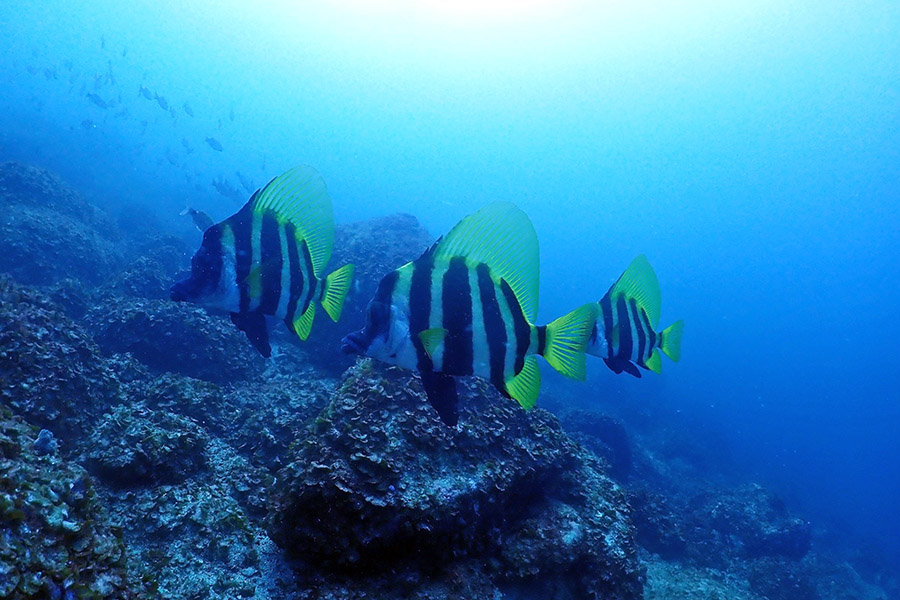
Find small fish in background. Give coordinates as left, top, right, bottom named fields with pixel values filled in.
left=171, top=166, right=355, bottom=357
left=100, top=35, right=106, bottom=50
left=86, top=93, right=108, bottom=109
left=113, top=107, right=128, bottom=119
left=587, top=255, right=683, bottom=377
left=206, top=137, right=223, bottom=152
left=165, top=147, right=179, bottom=167
left=341, top=202, right=596, bottom=426
left=182, top=137, right=194, bottom=154
left=169, top=106, right=177, bottom=120
left=211, top=177, right=243, bottom=204
left=217, top=118, right=222, bottom=130
left=138, top=84, right=153, bottom=100
left=183, top=102, right=194, bottom=117
left=43, top=67, right=57, bottom=80
left=155, top=93, right=168, bottom=111
left=26, top=65, right=37, bottom=75
left=63, top=59, right=73, bottom=71
left=81, top=119, right=96, bottom=130
left=139, top=119, right=148, bottom=135
left=236, top=171, right=254, bottom=194
left=229, top=107, right=235, bottom=122
left=180, top=207, right=214, bottom=232
left=122, top=47, right=128, bottom=58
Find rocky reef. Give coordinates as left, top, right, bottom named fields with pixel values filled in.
left=267, top=361, right=643, bottom=599
left=0, top=161, right=896, bottom=600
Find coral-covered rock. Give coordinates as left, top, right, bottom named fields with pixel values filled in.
left=628, top=489, right=687, bottom=559
left=0, top=406, right=144, bottom=599
left=686, top=484, right=812, bottom=565
left=87, top=404, right=209, bottom=486
left=299, top=214, right=434, bottom=375
left=85, top=297, right=264, bottom=383
left=0, top=162, right=124, bottom=287
left=267, top=360, right=643, bottom=599
left=0, top=277, right=121, bottom=438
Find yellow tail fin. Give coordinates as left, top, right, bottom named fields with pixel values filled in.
left=542, top=303, right=597, bottom=381
left=321, top=264, right=355, bottom=322
left=660, top=320, right=684, bottom=362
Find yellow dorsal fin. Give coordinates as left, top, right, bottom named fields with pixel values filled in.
left=432, top=202, right=539, bottom=322
left=505, top=356, right=541, bottom=410
left=610, top=255, right=661, bottom=329
left=250, top=165, right=334, bottom=277
left=417, top=328, right=448, bottom=359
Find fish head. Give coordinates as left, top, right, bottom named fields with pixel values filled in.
left=170, top=226, right=238, bottom=311
left=341, top=275, right=416, bottom=369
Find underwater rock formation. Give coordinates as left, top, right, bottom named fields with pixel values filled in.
left=87, top=403, right=209, bottom=486
left=85, top=297, right=265, bottom=384
left=0, top=405, right=143, bottom=599
left=0, top=276, right=121, bottom=439
left=0, top=162, right=124, bottom=287
left=686, top=483, right=812, bottom=564
left=267, top=360, right=643, bottom=599
left=560, top=408, right=633, bottom=481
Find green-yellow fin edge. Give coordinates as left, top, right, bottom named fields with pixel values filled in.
left=322, top=264, right=355, bottom=322
left=505, top=356, right=541, bottom=410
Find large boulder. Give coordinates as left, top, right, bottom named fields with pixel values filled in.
left=267, top=360, right=643, bottom=599
left=0, top=162, right=124, bottom=287
left=84, top=298, right=265, bottom=384
left=0, top=277, right=121, bottom=440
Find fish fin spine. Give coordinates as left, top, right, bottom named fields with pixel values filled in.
left=609, top=255, right=662, bottom=329
left=542, top=303, right=596, bottom=381
left=321, top=264, right=354, bottom=322
left=418, top=328, right=448, bottom=359
left=659, top=319, right=684, bottom=362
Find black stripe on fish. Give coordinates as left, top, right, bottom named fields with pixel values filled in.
left=411, top=253, right=435, bottom=371
left=231, top=205, right=253, bottom=313
left=630, top=298, right=646, bottom=366
left=477, top=263, right=507, bottom=394
left=616, top=296, right=633, bottom=362
left=600, top=294, right=615, bottom=359
left=284, top=222, right=303, bottom=325
left=442, top=256, right=473, bottom=376
left=501, top=278, right=530, bottom=375
left=258, top=212, right=282, bottom=314
left=300, top=240, right=317, bottom=314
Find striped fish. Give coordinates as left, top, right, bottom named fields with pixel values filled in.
left=171, top=165, right=354, bottom=357
left=588, top=255, right=683, bottom=377
left=341, top=202, right=596, bottom=426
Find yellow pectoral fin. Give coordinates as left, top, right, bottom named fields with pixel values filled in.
left=418, top=328, right=448, bottom=359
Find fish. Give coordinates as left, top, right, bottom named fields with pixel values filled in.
left=182, top=137, right=194, bottom=154
left=587, top=255, right=683, bottom=377
left=183, top=102, right=194, bottom=117
left=171, top=166, right=355, bottom=357
left=81, top=119, right=96, bottom=130
left=206, top=137, right=223, bottom=152
left=180, top=207, right=214, bottom=232
left=211, top=177, right=243, bottom=204
left=341, top=202, right=596, bottom=426
left=155, top=93, right=169, bottom=111
left=86, top=93, right=108, bottom=109
left=138, top=85, right=153, bottom=100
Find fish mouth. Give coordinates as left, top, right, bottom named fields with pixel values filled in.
left=341, top=332, right=366, bottom=355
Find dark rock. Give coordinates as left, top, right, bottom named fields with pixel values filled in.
left=0, top=277, right=121, bottom=437
left=109, top=243, right=189, bottom=300
left=627, top=489, right=687, bottom=559
left=299, top=214, right=434, bottom=375
left=561, top=409, right=632, bottom=481
left=267, top=360, right=643, bottom=599
left=745, top=556, right=817, bottom=600
left=86, top=404, right=208, bottom=486
left=85, top=297, right=265, bottom=383
left=0, top=405, right=145, bottom=598
left=0, top=162, right=124, bottom=287
left=686, top=483, right=812, bottom=565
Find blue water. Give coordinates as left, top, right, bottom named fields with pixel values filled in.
left=2, top=0, right=898, bottom=563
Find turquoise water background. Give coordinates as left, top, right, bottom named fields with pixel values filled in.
left=1, top=0, right=898, bottom=561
